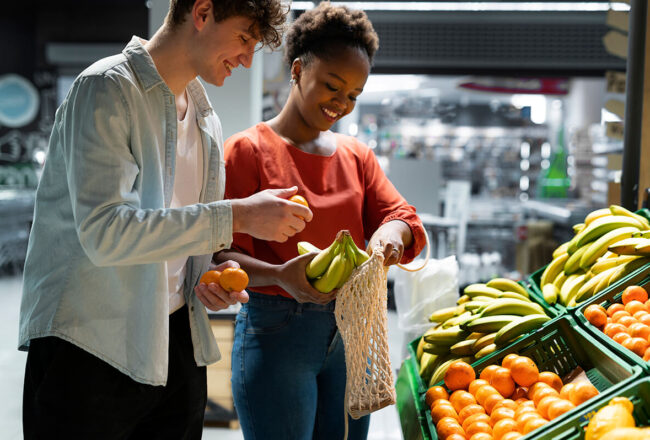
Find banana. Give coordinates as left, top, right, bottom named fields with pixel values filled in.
left=553, top=242, right=570, bottom=258
left=595, top=266, right=620, bottom=293
left=609, top=204, right=650, bottom=229
left=540, top=253, right=570, bottom=286
left=584, top=208, right=613, bottom=226
left=497, top=291, right=531, bottom=302
left=472, top=333, right=497, bottom=352
left=467, top=332, right=486, bottom=340
left=312, top=253, right=346, bottom=293
left=463, top=284, right=502, bottom=298
left=416, top=336, right=426, bottom=362
left=297, top=241, right=320, bottom=255
left=609, top=237, right=650, bottom=256
left=606, top=257, right=650, bottom=289
left=346, top=236, right=370, bottom=266
left=591, top=255, right=640, bottom=274
left=574, top=216, right=643, bottom=249
left=552, top=270, right=568, bottom=289
left=450, top=339, right=479, bottom=356
left=423, top=342, right=451, bottom=355
left=635, top=239, right=650, bottom=255
left=494, top=314, right=551, bottom=346
left=418, top=352, right=438, bottom=383
left=334, top=245, right=355, bottom=289
left=479, top=298, right=545, bottom=317
left=633, top=230, right=650, bottom=239
left=423, top=325, right=469, bottom=346
left=457, top=294, right=471, bottom=305
left=573, top=223, right=586, bottom=234
left=564, top=245, right=590, bottom=275
left=579, top=226, right=639, bottom=269
left=464, top=301, right=490, bottom=313
left=429, top=306, right=463, bottom=323
left=442, top=311, right=473, bottom=329
left=474, top=343, right=497, bottom=359
left=559, top=273, right=585, bottom=306
left=566, top=234, right=582, bottom=255
left=486, top=278, right=530, bottom=298
left=462, top=315, right=519, bottom=333
left=306, top=240, right=340, bottom=279
left=574, top=268, right=616, bottom=304
left=542, top=283, right=558, bottom=304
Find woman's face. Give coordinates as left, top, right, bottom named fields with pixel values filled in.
left=292, top=46, right=371, bottom=132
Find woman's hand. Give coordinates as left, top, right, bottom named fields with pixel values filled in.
left=194, top=260, right=249, bottom=311
left=277, top=252, right=337, bottom=305
left=367, top=220, right=413, bottom=266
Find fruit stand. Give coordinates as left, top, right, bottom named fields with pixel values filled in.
left=397, top=207, right=650, bottom=440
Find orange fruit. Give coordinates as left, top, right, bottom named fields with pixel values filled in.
left=475, top=385, right=500, bottom=406
left=559, top=383, right=575, bottom=400
left=629, top=323, right=650, bottom=340
left=469, top=379, right=490, bottom=396
left=644, top=346, right=650, bottom=362
left=536, top=395, right=561, bottom=419
left=510, top=356, right=538, bottom=387
left=569, top=382, right=598, bottom=406
left=613, top=332, right=631, bottom=344
left=490, top=406, right=516, bottom=425
left=468, top=433, right=492, bottom=440
left=547, top=399, right=575, bottom=419
left=641, top=314, right=650, bottom=327
left=622, top=285, right=649, bottom=305
left=612, top=310, right=632, bottom=322
left=501, top=433, right=523, bottom=440
left=462, top=412, right=490, bottom=432
left=523, top=416, right=547, bottom=434
left=446, top=434, right=467, bottom=440
left=457, top=403, right=485, bottom=424
left=450, top=390, right=477, bottom=413
left=617, top=316, right=637, bottom=328
left=288, top=194, right=309, bottom=220
left=199, top=270, right=221, bottom=285
left=465, top=420, right=492, bottom=438
left=623, top=336, right=650, bottom=357
left=501, top=353, right=520, bottom=369
left=492, top=399, right=518, bottom=412
left=480, top=365, right=502, bottom=383
left=516, top=411, right=541, bottom=431
left=511, top=387, right=528, bottom=401
left=625, top=300, right=648, bottom=315
left=607, top=303, right=625, bottom=317
left=533, top=387, right=559, bottom=406
left=633, top=310, right=649, bottom=320
left=584, top=305, right=608, bottom=328
left=489, top=367, right=515, bottom=398
left=603, top=323, right=628, bottom=338
left=492, top=418, right=517, bottom=440
left=537, top=372, right=563, bottom=393
left=431, top=403, right=458, bottom=424
left=436, top=417, right=465, bottom=439
left=425, top=386, right=449, bottom=408
left=433, top=399, right=452, bottom=409
left=445, top=361, right=477, bottom=391
left=219, top=267, right=249, bottom=292
left=528, top=382, right=550, bottom=401
left=483, top=392, right=504, bottom=414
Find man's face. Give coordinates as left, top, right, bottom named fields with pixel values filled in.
left=192, top=14, right=260, bottom=87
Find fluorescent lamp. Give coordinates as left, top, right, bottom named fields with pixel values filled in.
left=293, top=2, right=630, bottom=12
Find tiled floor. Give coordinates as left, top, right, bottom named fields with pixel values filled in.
left=0, top=274, right=405, bottom=439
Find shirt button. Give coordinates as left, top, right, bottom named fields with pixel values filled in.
left=190, top=306, right=194, bottom=312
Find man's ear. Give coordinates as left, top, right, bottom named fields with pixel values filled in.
left=192, top=0, right=212, bottom=30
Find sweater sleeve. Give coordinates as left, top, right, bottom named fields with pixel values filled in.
left=224, top=133, right=260, bottom=255
left=360, top=143, right=427, bottom=263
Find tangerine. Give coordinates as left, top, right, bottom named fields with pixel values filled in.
left=625, top=300, right=648, bottom=316
left=458, top=404, right=486, bottom=425
left=425, top=386, right=449, bottom=408
left=501, top=433, right=523, bottom=440
left=462, top=412, right=490, bottom=432
left=465, top=420, right=492, bottom=438
left=219, top=267, right=249, bottom=292
left=616, top=315, right=637, bottom=328
left=492, top=399, right=518, bottom=412
left=522, top=416, right=547, bottom=434
left=559, top=383, right=575, bottom=400
left=532, top=387, right=559, bottom=406
left=288, top=194, right=309, bottom=220
left=469, top=379, right=490, bottom=396
left=450, top=390, right=477, bottom=413
left=479, top=365, right=501, bottom=383
left=468, top=433, right=492, bottom=440
left=568, top=382, right=598, bottom=406
left=536, top=395, right=561, bottom=419
left=199, top=270, right=221, bottom=285
left=516, top=411, right=541, bottom=431
left=607, top=303, right=625, bottom=317
left=490, top=407, right=516, bottom=425
left=490, top=367, right=515, bottom=398
left=612, top=310, right=632, bottom=322
left=446, top=434, right=467, bottom=440
left=623, top=336, right=650, bottom=357
left=483, top=392, right=504, bottom=414
left=537, top=371, right=563, bottom=393
left=431, top=403, right=459, bottom=424
left=644, top=346, right=650, bottom=362
left=584, top=305, right=607, bottom=328
left=603, top=322, right=628, bottom=338
left=510, top=356, right=539, bottom=387
left=641, top=314, right=650, bottom=327
left=475, top=385, right=500, bottom=406
left=622, top=285, right=648, bottom=305
left=612, top=332, right=631, bottom=344
left=633, top=310, right=649, bottom=321
left=511, top=387, right=528, bottom=401
left=436, top=417, right=465, bottom=439
left=501, top=353, right=520, bottom=369
left=629, top=323, right=650, bottom=340
left=445, top=361, right=477, bottom=391
left=547, top=399, right=575, bottom=420
left=492, top=418, right=517, bottom=440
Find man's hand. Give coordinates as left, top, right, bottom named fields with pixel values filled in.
left=195, top=260, right=249, bottom=311
left=367, top=220, right=413, bottom=266
left=277, top=252, right=337, bottom=305
left=231, top=186, right=313, bottom=242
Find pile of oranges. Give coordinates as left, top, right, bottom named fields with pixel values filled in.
left=584, top=285, right=650, bottom=360
left=425, top=355, right=599, bottom=440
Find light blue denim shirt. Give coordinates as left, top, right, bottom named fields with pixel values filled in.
left=19, top=36, right=233, bottom=386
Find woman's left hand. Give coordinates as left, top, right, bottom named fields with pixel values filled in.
left=367, top=220, right=412, bottom=266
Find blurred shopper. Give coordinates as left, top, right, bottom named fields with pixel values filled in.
left=18, top=1, right=312, bottom=439
left=216, top=3, right=427, bottom=439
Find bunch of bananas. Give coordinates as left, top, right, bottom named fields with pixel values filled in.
left=416, top=279, right=551, bottom=387
left=298, top=230, right=370, bottom=293
left=540, top=205, right=650, bottom=307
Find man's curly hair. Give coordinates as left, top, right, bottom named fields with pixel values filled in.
left=167, top=0, right=289, bottom=49
left=284, top=2, right=379, bottom=67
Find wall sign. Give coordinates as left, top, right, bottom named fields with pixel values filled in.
left=0, top=74, right=40, bottom=128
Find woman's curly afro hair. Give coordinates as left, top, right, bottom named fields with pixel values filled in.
left=284, top=2, right=379, bottom=67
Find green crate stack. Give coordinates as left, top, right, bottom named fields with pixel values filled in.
left=396, top=357, right=433, bottom=440
left=574, top=275, right=650, bottom=374
left=421, top=316, right=642, bottom=440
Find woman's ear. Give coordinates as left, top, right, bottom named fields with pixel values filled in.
left=290, top=58, right=302, bottom=83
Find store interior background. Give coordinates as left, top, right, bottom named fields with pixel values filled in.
left=0, top=0, right=632, bottom=438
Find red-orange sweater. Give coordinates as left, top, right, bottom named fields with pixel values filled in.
left=224, top=122, right=426, bottom=298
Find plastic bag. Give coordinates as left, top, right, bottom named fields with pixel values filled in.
left=392, top=255, right=459, bottom=336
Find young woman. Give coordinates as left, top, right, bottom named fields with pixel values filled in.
left=217, top=3, right=427, bottom=439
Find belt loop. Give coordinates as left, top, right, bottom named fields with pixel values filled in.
left=295, top=303, right=303, bottom=315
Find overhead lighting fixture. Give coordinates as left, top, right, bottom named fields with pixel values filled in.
left=291, top=2, right=630, bottom=12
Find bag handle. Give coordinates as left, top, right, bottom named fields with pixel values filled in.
left=396, top=229, right=430, bottom=272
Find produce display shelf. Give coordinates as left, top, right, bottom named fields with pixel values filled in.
left=414, top=315, right=642, bottom=440
left=574, top=275, right=650, bottom=374
left=396, top=357, right=433, bottom=440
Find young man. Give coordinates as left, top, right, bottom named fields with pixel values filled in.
left=19, top=1, right=309, bottom=438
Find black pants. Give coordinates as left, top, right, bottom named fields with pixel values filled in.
left=23, top=306, right=207, bottom=440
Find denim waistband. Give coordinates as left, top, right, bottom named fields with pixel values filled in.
left=247, top=291, right=336, bottom=313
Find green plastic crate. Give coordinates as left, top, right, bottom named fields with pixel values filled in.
left=527, top=208, right=650, bottom=315
left=417, top=315, right=642, bottom=440
left=533, top=376, right=650, bottom=440
left=574, top=275, right=650, bottom=374
left=396, top=356, right=433, bottom=440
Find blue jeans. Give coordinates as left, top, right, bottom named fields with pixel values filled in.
left=231, top=292, right=370, bottom=440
